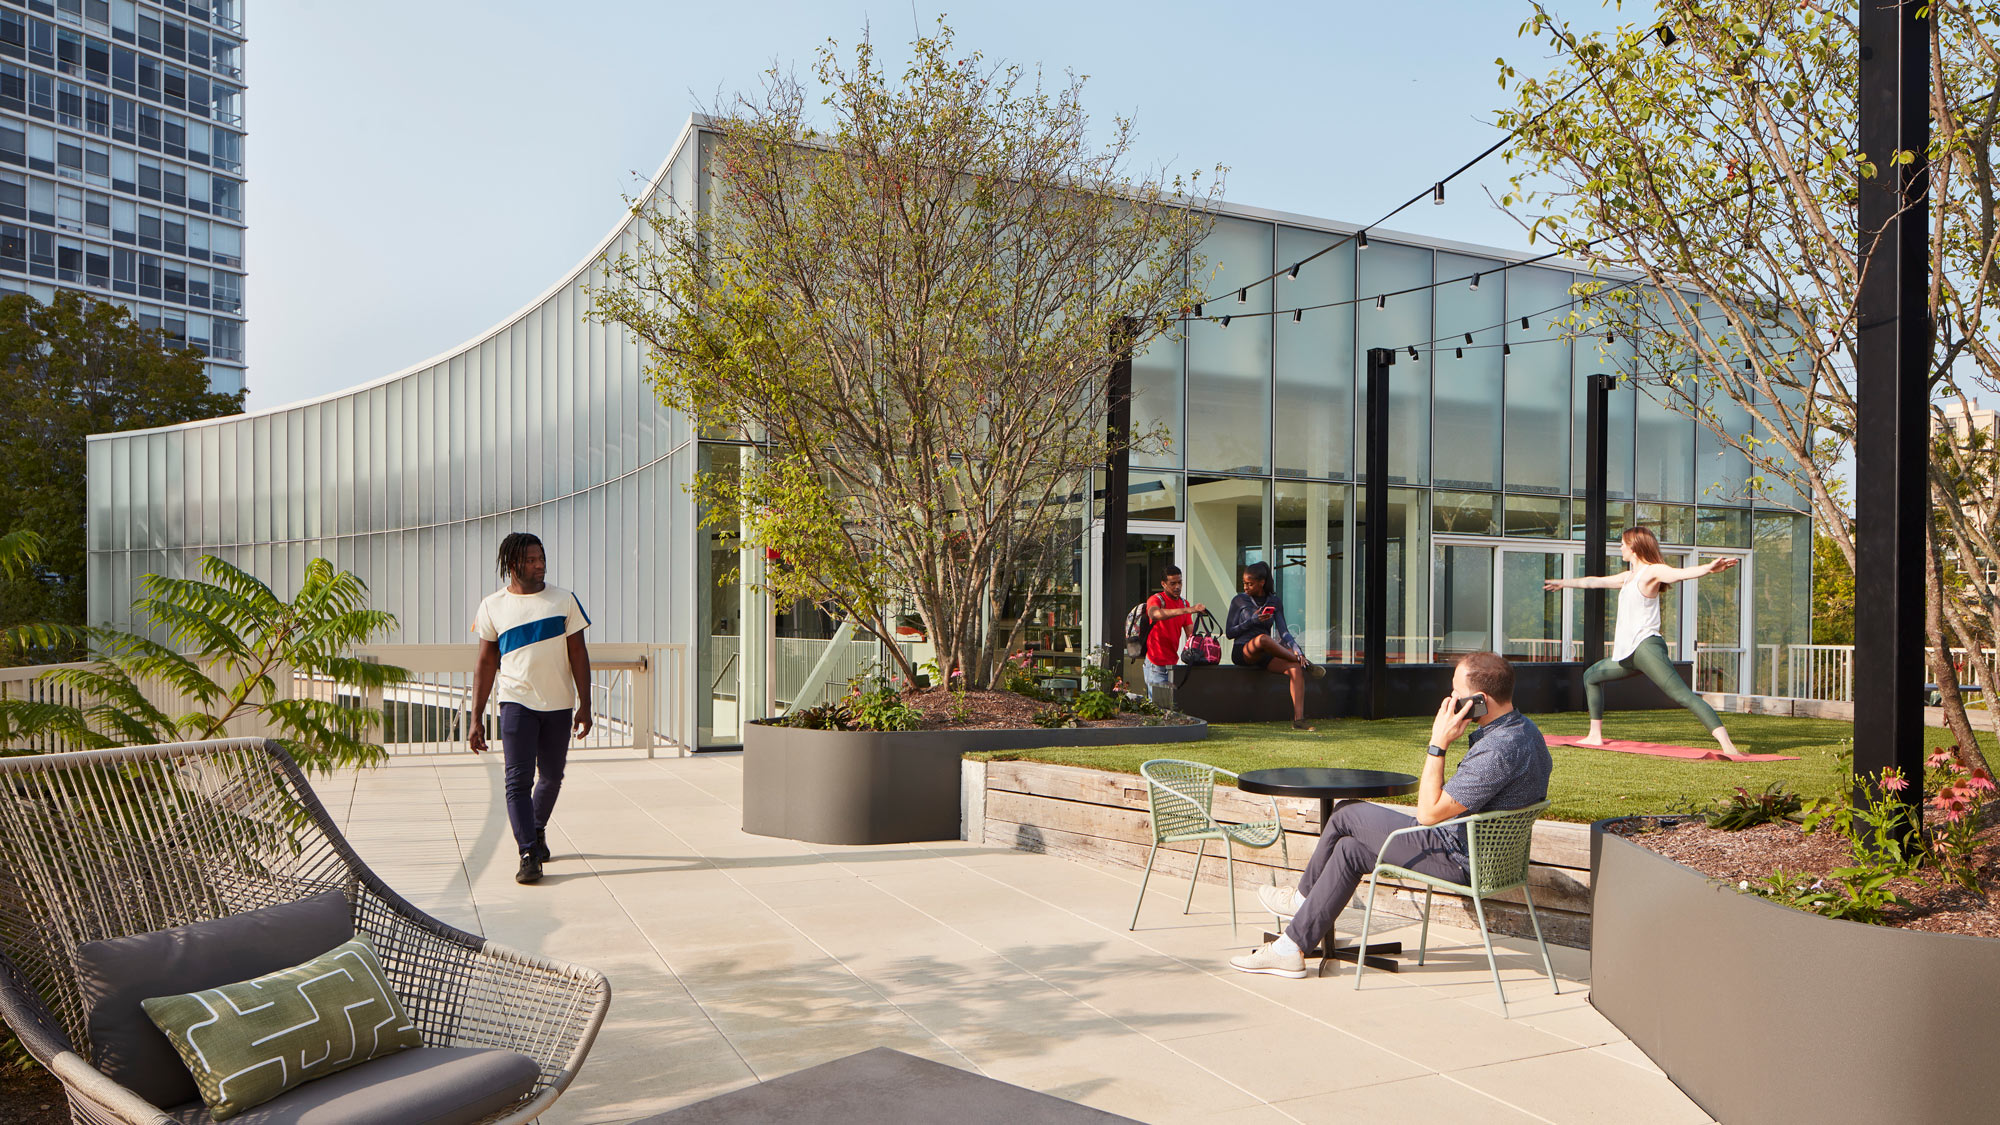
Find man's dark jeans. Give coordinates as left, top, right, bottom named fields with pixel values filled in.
left=499, top=702, right=571, bottom=852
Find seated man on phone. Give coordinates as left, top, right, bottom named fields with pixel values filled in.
left=1230, top=651, right=1552, bottom=978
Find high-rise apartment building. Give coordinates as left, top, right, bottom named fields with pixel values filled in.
left=0, top=0, right=245, bottom=395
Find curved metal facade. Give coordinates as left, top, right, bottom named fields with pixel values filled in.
left=85, top=123, right=703, bottom=690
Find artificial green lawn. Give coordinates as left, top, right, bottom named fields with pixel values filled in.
left=970, top=710, right=1998, bottom=824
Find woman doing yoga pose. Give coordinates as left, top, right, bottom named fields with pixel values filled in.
left=1543, top=526, right=1744, bottom=755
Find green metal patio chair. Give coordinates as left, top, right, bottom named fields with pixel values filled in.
left=1128, top=759, right=1291, bottom=935
left=1352, top=800, right=1558, bottom=1017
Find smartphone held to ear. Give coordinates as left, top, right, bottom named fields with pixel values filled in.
left=1465, top=692, right=1488, bottom=719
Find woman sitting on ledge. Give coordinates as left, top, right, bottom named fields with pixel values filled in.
left=1226, top=561, right=1326, bottom=732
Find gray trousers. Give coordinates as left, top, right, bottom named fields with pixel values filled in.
left=1283, top=802, right=1468, bottom=952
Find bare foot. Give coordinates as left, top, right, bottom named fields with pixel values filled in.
left=1291, top=720, right=1316, bottom=732
left=1574, top=738, right=1607, bottom=748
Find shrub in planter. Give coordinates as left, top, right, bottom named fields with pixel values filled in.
left=1031, top=704, right=1078, bottom=729
left=1072, top=690, right=1119, bottom=721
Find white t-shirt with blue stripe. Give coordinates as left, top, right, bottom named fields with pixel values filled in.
left=472, top=585, right=590, bottom=712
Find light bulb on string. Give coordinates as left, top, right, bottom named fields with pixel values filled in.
left=1357, top=230, right=1369, bottom=249
left=1237, top=288, right=1247, bottom=304
left=1464, top=332, right=1473, bottom=345
left=1432, top=182, right=1445, bottom=205
left=1455, top=347, right=1463, bottom=359
left=1292, top=308, right=1302, bottom=323
left=1220, top=316, right=1232, bottom=328
left=1287, top=262, right=1300, bottom=280
left=1469, top=273, right=1481, bottom=291
left=1376, top=294, right=1386, bottom=311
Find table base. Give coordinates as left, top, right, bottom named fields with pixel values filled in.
left=1264, top=930, right=1403, bottom=975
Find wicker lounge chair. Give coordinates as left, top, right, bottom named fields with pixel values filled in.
left=0, top=738, right=610, bottom=1124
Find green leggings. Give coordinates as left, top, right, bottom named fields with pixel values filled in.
left=1584, top=634, right=1722, bottom=729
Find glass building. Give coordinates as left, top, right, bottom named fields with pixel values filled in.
left=85, top=119, right=1811, bottom=750
left=0, top=0, right=247, bottom=395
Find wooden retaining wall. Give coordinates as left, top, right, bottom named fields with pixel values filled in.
left=963, top=759, right=1595, bottom=947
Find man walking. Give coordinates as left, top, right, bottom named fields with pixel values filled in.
left=1143, top=566, right=1203, bottom=706
left=470, top=532, right=593, bottom=885
left=1230, top=651, right=1551, bottom=978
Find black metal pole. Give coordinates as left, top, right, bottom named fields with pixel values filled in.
left=1364, top=347, right=1393, bottom=720
left=1102, top=317, right=1135, bottom=658
left=1582, top=373, right=1614, bottom=665
left=1854, top=0, right=1930, bottom=815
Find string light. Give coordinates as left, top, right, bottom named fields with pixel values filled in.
left=1464, top=332, right=1474, bottom=345
left=1376, top=294, right=1386, bottom=310
left=1288, top=262, right=1301, bottom=280
left=1407, top=346, right=1420, bottom=361
left=1469, top=272, right=1481, bottom=290
left=1292, top=308, right=1302, bottom=322
left=1657, top=24, right=1677, bottom=46
left=1503, top=343, right=1512, bottom=356
left=1220, top=315, right=1232, bottom=328
left=1237, top=288, right=1247, bottom=304
left=1193, top=303, right=1203, bottom=318
left=1187, top=24, right=1682, bottom=310
left=1521, top=317, right=1530, bottom=329
left=1455, top=347, right=1464, bottom=359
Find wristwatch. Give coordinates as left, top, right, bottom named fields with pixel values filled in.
left=1426, top=743, right=1447, bottom=758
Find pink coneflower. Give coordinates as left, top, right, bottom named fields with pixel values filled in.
left=1928, top=749, right=1954, bottom=769
left=1882, top=773, right=1909, bottom=792
left=1970, top=769, right=1996, bottom=793
left=1943, top=805, right=1968, bottom=824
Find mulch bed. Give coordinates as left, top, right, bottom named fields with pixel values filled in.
left=899, top=688, right=1172, bottom=731
left=1612, top=811, right=2000, bottom=938
left=0, top=1064, right=65, bottom=1125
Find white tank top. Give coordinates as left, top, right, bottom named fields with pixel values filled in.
left=1612, top=569, right=1662, bottom=661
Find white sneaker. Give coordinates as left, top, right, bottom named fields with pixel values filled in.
left=1258, top=884, right=1305, bottom=918
left=1229, top=941, right=1307, bottom=978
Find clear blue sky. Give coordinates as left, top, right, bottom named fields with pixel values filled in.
left=248, top=0, right=1653, bottom=409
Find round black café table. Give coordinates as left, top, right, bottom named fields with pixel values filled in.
left=1235, top=767, right=1420, bottom=975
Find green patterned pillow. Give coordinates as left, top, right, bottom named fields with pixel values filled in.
left=140, top=935, right=423, bottom=1120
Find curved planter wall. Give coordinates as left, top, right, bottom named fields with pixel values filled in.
left=742, top=720, right=1206, bottom=845
left=1590, top=817, right=2000, bottom=1124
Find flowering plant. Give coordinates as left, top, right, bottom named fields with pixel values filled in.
left=1925, top=746, right=1994, bottom=890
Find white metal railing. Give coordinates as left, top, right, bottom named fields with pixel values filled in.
left=1, top=643, right=691, bottom=759
left=353, top=643, right=689, bottom=758
left=1695, top=646, right=1745, bottom=695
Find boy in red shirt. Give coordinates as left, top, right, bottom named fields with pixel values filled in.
left=1143, top=566, right=1205, bottom=703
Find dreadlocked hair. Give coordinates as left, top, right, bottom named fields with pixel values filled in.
left=496, top=532, right=543, bottom=580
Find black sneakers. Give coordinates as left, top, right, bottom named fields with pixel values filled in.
left=516, top=849, right=543, bottom=885
left=528, top=829, right=551, bottom=865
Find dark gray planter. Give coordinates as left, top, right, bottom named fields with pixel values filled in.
left=741, top=719, right=1207, bottom=845
left=1590, top=816, right=2000, bottom=1124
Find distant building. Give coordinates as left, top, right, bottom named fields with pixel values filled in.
left=0, top=0, right=247, bottom=395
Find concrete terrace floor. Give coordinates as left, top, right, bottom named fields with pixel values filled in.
left=319, top=752, right=1711, bottom=1125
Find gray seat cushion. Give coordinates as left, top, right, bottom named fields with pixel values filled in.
left=163, top=1047, right=542, bottom=1125
left=74, top=891, right=355, bottom=1110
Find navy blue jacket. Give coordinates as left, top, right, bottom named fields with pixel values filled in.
left=1226, top=591, right=1294, bottom=650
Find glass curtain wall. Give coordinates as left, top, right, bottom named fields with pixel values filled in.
left=1186, top=217, right=1272, bottom=475
left=1273, top=481, right=1348, bottom=662
left=1274, top=227, right=1355, bottom=480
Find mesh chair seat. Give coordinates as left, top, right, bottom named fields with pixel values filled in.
left=0, top=738, right=610, bottom=1125
left=1353, top=800, right=1558, bottom=1016
left=1129, top=759, right=1291, bottom=934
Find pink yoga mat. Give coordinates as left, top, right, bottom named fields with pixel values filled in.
left=1543, top=734, right=1798, bottom=763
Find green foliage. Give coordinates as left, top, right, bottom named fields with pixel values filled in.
left=0, top=291, right=242, bottom=664
left=1673, top=781, right=1803, bottom=830
left=1119, top=691, right=1162, bottom=716
left=1923, top=745, right=1994, bottom=890
left=1000, top=653, right=1055, bottom=702
left=588, top=19, right=1219, bottom=688
left=1072, top=690, right=1119, bottom=721
left=0, top=556, right=406, bottom=772
left=1811, top=528, right=1854, bottom=645
left=780, top=701, right=854, bottom=731
left=1031, top=704, right=1079, bottom=729
left=842, top=672, right=924, bottom=732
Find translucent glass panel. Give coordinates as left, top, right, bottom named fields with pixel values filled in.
left=1634, top=378, right=1695, bottom=502
left=1432, top=544, right=1493, bottom=657
left=1432, top=252, right=1503, bottom=489
left=1357, top=242, right=1432, bottom=485
left=1274, top=480, right=1348, bottom=662
left=1504, top=495, right=1568, bottom=538
left=1697, top=383, right=1755, bottom=504
left=1185, top=475, right=1269, bottom=633
left=1752, top=513, right=1813, bottom=693
left=1186, top=217, right=1272, bottom=474
left=1697, top=557, right=1743, bottom=650
left=1500, top=550, right=1566, bottom=661
left=1504, top=267, right=1573, bottom=494
left=1569, top=500, right=1633, bottom=541
left=1273, top=226, right=1355, bottom=479
left=1434, top=491, right=1499, bottom=536
left=1635, top=503, right=1694, bottom=545
left=1094, top=469, right=1183, bottom=521
left=1354, top=487, right=1429, bottom=662
left=1131, top=329, right=1184, bottom=469
left=1697, top=506, right=1750, bottom=548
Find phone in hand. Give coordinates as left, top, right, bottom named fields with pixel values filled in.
left=1465, top=692, right=1488, bottom=720
left=1257, top=605, right=1276, bottom=618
